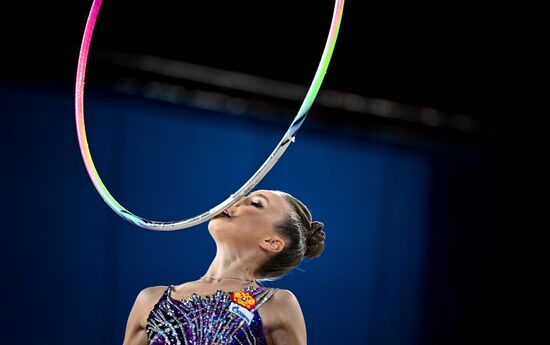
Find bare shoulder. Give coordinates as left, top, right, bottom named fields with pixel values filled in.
left=140, top=285, right=168, bottom=302
left=269, top=288, right=300, bottom=309
left=134, top=286, right=169, bottom=328
left=267, top=288, right=307, bottom=345
left=122, top=285, right=169, bottom=345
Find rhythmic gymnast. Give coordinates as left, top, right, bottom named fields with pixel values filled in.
left=122, top=189, right=325, bottom=344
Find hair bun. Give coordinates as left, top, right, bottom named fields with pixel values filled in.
left=308, top=221, right=325, bottom=238
left=305, top=221, right=325, bottom=259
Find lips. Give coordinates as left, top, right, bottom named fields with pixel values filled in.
left=215, top=210, right=230, bottom=218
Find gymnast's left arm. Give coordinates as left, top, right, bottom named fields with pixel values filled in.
left=270, top=289, right=307, bottom=345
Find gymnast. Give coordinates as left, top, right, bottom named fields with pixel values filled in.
left=122, top=189, right=326, bottom=345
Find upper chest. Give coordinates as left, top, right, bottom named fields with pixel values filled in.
left=145, top=285, right=280, bottom=343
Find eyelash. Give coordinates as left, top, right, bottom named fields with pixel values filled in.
left=251, top=201, right=263, bottom=208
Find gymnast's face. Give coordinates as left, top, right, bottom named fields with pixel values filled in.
left=208, top=189, right=289, bottom=252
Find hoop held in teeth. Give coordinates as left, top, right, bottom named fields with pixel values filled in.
left=74, top=0, right=345, bottom=231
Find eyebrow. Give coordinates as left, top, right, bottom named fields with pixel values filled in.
left=251, top=193, right=270, bottom=205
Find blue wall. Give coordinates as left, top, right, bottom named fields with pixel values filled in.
left=1, top=84, right=485, bottom=345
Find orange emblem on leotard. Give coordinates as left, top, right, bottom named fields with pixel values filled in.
left=230, top=290, right=257, bottom=310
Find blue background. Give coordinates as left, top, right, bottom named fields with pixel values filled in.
left=1, top=83, right=491, bottom=344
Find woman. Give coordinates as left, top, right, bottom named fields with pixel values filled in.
left=122, top=189, right=326, bottom=345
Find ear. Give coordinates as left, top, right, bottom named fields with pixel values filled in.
left=260, top=236, right=285, bottom=254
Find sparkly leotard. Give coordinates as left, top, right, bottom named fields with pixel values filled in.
left=146, top=284, right=278, bottom=345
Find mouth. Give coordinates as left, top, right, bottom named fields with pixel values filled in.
left=216, top=210, right=231, bottom=218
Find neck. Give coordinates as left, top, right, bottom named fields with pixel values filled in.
left=203, top=248, right=258, bottom=284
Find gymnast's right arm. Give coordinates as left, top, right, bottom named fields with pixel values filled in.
left=122, top=287, right=164, bottom=345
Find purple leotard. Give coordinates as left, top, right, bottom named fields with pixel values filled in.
left=147, top=284, right=278, bottom=344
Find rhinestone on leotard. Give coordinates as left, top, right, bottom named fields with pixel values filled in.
left=146, top=285, right=277, bottom=345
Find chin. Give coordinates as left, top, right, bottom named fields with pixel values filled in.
left=207, top=224, right=235, bottom=246
left=208, top=219, right=229, bottom=234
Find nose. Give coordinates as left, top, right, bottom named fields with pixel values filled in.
left=227, top=197, right=246, bottom=215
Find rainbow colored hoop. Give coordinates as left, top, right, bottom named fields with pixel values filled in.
left=75, top=0, right=345, bottom=231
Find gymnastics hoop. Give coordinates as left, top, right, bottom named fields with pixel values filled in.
left=75, top=0, right=345, bottom=231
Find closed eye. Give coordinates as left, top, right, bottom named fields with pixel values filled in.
left=251, top=201, right=263, bottom=208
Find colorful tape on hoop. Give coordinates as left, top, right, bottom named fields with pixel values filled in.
left=75, top=0, right=345, bottom=231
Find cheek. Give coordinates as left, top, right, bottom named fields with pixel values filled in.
left=251, top=217, right=276, bottom=235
